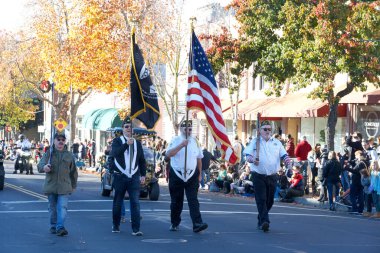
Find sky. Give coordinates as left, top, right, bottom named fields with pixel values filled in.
left=0, top=0, right=28, bottom=31
left=0, top=0, right=231, bottom=31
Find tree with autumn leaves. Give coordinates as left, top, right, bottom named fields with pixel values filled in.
left=0, top=0, right=174, bottom=142
left=0, top=32, right=39, bottom=130
left=208, top=0, right=379, bottom=150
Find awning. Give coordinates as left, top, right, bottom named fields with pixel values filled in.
left=339, top=85, right=380, bottom=104
left=82, top=109, right=103, bottom=129
left=243, top=93, right=347, bottom=119
left=82, top=108, right=122, bottom=131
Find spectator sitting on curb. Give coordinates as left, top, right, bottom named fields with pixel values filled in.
left=230, top=165, right=252, bottom=195
left=279, top=166, right=304, bottom=203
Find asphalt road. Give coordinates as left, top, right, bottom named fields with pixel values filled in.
left=0, top=161, right=379, bottom=253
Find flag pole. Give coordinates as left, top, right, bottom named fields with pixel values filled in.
left=255, top=112, right=261, bottom=164
left=48, top=82, right=55, bottom=165
left=184, top=17, right=197, bottom=180
left=129, top=22, right=137, bottom=174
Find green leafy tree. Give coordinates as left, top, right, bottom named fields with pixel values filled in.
left=230, top=0, right=380, bottom=150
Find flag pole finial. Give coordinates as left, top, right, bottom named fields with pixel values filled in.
left=190, top=17, right=197, bottom=31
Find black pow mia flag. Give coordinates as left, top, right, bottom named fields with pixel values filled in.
left=130, top=33, right=160, bottom=129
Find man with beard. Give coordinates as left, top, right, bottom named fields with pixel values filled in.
left=165, top=119, right=208, bottom=233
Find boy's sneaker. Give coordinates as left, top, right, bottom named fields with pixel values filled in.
left=49, top=227, right=56, bottom=234
left=112, top=225, right=120, bottom=233
left=131, top=231, right=143, bottom=236
left=56, top=228, right=68, bottom=236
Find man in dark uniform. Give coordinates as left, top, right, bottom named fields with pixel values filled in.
left=165, top=119, right=208, bottom=233
left=200, top=147, right=216, bottom=189
left=111, top=117, right=146, bottom=236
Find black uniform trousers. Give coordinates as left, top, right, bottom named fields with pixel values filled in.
left=169, top=167, right=202, bottom=227
left=252, top=172, right=277, bottom=227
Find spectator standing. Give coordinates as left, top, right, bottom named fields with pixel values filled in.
left=37, top=133, right=78, bottom=236
left=370, top=161, right=380, bottom=218
left=322, top=151, right=342, bottom=211
left=71, top=140, right=80, bottom=161
left=90, top=139, right=96, bottom=167
left=308, top=143, right=321, bottom=195
left=345, top=132, right=364, bottom=164
left=233, top=135, right=242, bottom=172
left=339, top=149, right=351, bottom=192
left=200, top=147, right=216, bottom=189
left=345, top=150, right=368, bottom=215
left=362, top=139, right=378, bottom=163
left=361, top=167, right=372, bottom=217
left=317, top=146, right=329, bottom=202
left=286, top=134, right=295, bottom=157
left=295, top=136, right=312, bottom=193
left=79, top=142, right=86, bottom=161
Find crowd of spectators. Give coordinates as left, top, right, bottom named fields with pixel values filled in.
left=197, top=132, right=380, bottom=218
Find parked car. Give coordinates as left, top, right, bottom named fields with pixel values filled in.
left=100, top=127, right=160, bottom=201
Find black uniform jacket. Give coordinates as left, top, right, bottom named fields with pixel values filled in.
left=111, top=136, right=146, bottom=177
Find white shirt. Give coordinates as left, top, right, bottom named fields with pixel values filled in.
left=167, top=135, right=203, bottom=182
left=15, top=139, right=32, bottom=155
left=243, top=137, right=287, bottom=175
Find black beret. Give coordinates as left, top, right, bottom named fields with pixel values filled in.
left=123, top=116, right=132, bottom=125
left=260, top=120, right=271, bottom=127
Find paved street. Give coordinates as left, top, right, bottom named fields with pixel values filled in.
left=0, top=161, right=379, bottom=253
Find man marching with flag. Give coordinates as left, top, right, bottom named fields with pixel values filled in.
left=166, top=23, right=238, bottom=233
left=110, top=27, right=159, bottom=236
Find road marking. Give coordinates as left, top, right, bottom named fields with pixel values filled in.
left=4, top=183, right=47, bottom=201
left=141, top=239, right=187, bottom=244
left=0, top=209, right=364, bottom=220
left=0, top=199, right=334, bottom=213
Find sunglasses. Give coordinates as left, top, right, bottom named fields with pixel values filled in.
left=56, top=138, right=66, bottom=142
left=123, top=125, right=131, bottom=129
left=261, top=128, right=272, bottom=132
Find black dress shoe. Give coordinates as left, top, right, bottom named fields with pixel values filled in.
left=260, top=222, right=270, bottom=232
left=193, top=223, right=208, bottom=233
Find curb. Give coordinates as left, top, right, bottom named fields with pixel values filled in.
left=293, top=196, right=351, bottom=212
left=79, top=167, right=99, bottom=175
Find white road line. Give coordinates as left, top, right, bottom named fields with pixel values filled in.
left=0, top=199, right=328, bottom=212
left=0, top=209, right=362, bottom=220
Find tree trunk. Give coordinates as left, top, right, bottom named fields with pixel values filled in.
left=326, top=92, right=338, bottom=151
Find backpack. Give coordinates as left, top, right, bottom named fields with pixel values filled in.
left=209, top=181, right=220, bottom=192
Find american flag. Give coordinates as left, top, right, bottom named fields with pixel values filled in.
left=186, top=31, right=237, bottom=165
